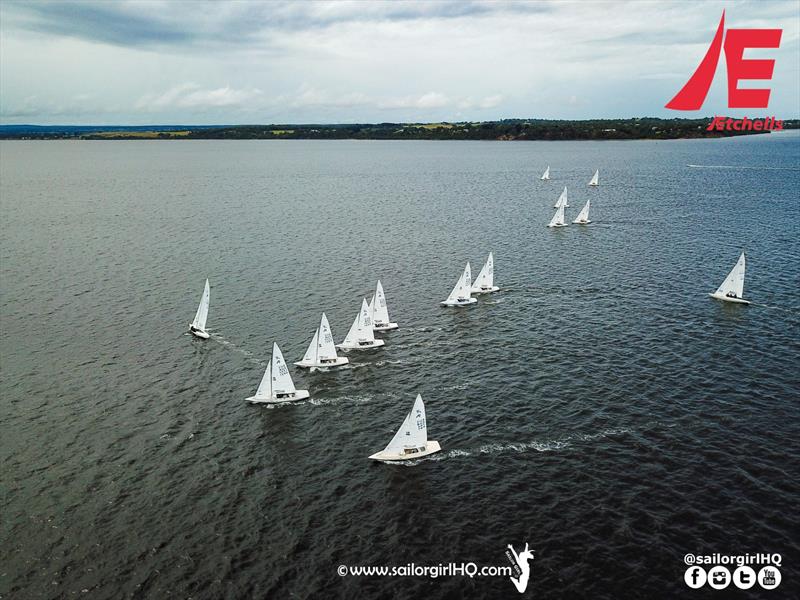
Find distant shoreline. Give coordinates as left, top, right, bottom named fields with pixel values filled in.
left=1, top=118, right=796, bottom=141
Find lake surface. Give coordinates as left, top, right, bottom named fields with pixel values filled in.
left=1, top=135, right=799, bottom=599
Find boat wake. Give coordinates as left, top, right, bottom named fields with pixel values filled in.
left=750, top=302, right=800, bottom=316
left=257, top=394, right=374, bottom=409
left=399, top=427, right=636, bottom=464
left=373, top=359, right=405, bottom=367
left=208, top=332, right=266, bottom=366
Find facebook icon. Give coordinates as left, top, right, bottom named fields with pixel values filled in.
left=685, top=566, right=707, bottom=589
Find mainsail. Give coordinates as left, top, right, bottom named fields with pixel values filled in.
left=192, top=279, right=210, bottom=330
left=573, top=199, right=591, bottom=223
left=445, top=263, right=472, bottom=302
left=548, top=203, right=566, bottom=227
left=714, top=252, right=746, bottom=298
left=382, top=394, right=427, bottom=453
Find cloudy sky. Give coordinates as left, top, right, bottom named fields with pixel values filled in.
left=1, top=0, right=797, bottom=124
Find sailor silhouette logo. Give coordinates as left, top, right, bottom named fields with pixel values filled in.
left=505, top=543, right=534, bottom=593
left=666, top=10, right=782, bottom=111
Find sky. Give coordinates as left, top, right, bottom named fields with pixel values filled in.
left=0, top=0, right=798, bottom=125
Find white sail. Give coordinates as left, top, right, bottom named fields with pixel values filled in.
left=553, top=186, right=569, bottom=208
left=317, top=313, right=338, bottom=360
left=301, top=328, right=319, bottom=364
left=372, top=280, right=391, bottom=325
left=270, top=343, right=296, bottom=394
left=547, top=203, right=566, bottom=227
left=446, top=263, right=472, bottom=302
left=589, top=169, right=599, bottom=186
left=191, top=279, right=210, bottom=330
left=573, top=199, right=591, bottom=223
left=383, top=394, right=427, bottom=453
left=342, top=298, right=375, bottom=346
left=714, top=252, right=746, bottom=299
left=252, top=361, right=272, bottom=400
left=472, top=252, right=494, bottom=290
left=540, top=166, right=550, bottom=180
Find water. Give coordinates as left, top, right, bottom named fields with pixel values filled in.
left=1, top=135, right=799, bottom=599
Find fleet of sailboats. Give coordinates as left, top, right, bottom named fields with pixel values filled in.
left=185, top=162, right=755, bottom=460
left=441, top=262, right=477, bottom=306
left=709, top=252, right=750, bottom=305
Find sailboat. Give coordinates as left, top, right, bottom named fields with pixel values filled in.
left=588, top=169, right=599, bottom=187
left=540, top=166, right=550, bottom=180
left=337, top=298, right=386, bottom=350
left=246, top=342, right=309, bottom=403
left=369, top=280, right=398, bottom=331
left=553, top=186, right=569, bottom=208
left=441, top=262, right=477, bottom=306
left=189, top=278, right=210, bottom=339
left=294, top=313, right=350, bottom=368
left=368, top=394, right=441, bottom=461
left=547, top=203, right=568, bottom=228
left=471, top=252, right=499, bottom=294
left=709, top=252, right=750, bottom=305
left=573, top=199, right=591, bottom=224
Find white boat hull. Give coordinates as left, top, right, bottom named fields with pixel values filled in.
left=369, top=441, right=442, bottom=461
left=573, top=219, right=591, bottom=225
left=294, top=356, right=350, bottom=368
left=246, top=389, right=310, bottom=404
left=336, top=339, right=386, bottom=350
left=440, top=298, right=477, bottom=307
left=547, top=223, right=568, bottom=228
left=471, top=286, right=500, bottom=294
left=373, top=322, right=399, bottom=332
left=708, top=293, right=750, bottom=305
left=189, top=327, right=210, bottom=339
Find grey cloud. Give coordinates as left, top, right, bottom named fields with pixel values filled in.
left=1, top=0, right=552, bottom=49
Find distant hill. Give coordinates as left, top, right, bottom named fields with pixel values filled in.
left=1, top=118, right=795, bottom=140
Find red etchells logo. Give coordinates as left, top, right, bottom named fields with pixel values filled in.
left=666, top=10, right=782, bottom=110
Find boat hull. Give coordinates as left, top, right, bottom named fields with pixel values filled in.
left=471, top=286, right=500, bottom=294
left=336, top=339, right=386, bottom=350
left=189, top=327, right=210, bottom=339
left=294, top=356, right=350, bottom=368
left=547, top=223, right=568, bottom=228
left=708, top=293, right=750, bottom=305
left=246, top=389, right=310, bottom=404
left=373, top=322, right=399, bottom=332
left=440, top=298, right=477, bottom=307
left=369, top=441, right=442, bottom=461
left=573, top=219, right=591, bottom=225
